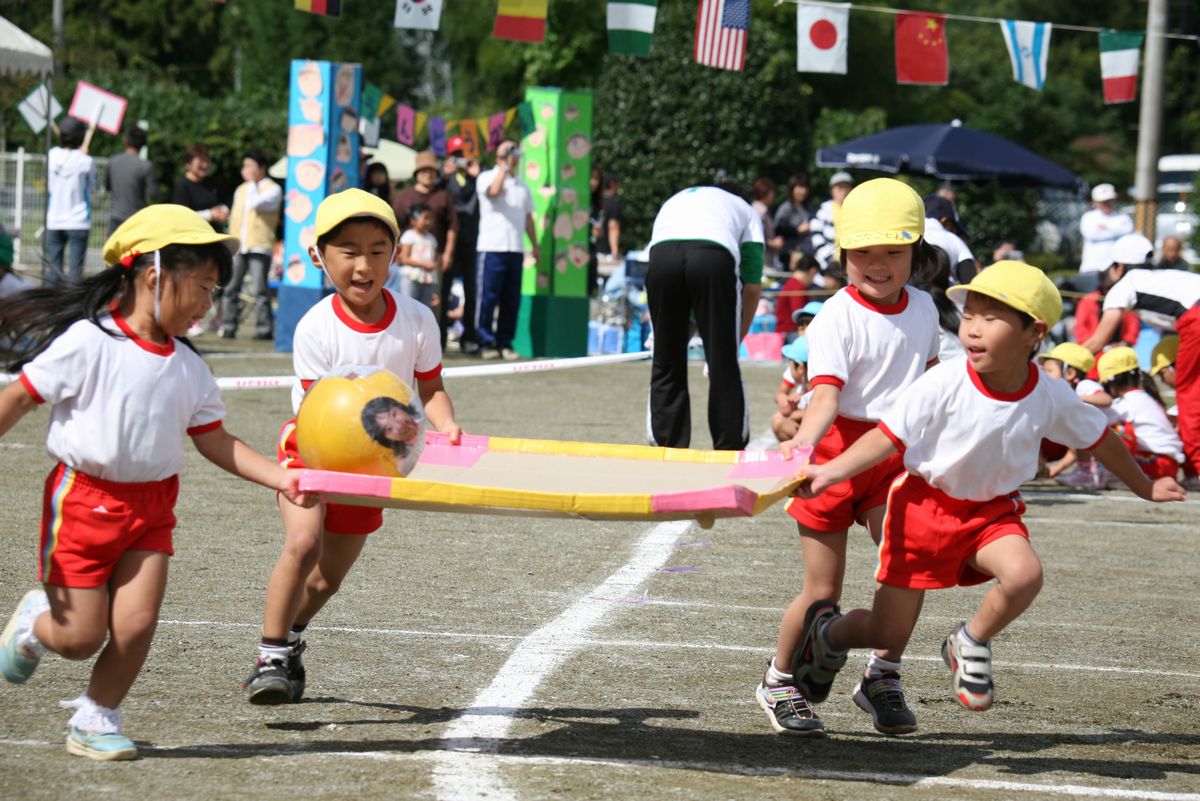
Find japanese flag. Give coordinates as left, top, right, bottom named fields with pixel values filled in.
left=796, top=2, right=848, bottom=74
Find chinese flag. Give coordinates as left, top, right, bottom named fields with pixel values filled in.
left=895, top=12, right=948, bottom=85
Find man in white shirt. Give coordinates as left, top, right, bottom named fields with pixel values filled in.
left=474, top=141, right=540, bottom=360
left=1078, top=183, right=1134, bottom=286
left=221, top=149, right=282, bottom=340
left=45, top=117, right=98, bottom=285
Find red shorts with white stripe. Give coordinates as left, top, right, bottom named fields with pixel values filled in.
left=1135, top=454, right=1180, bottom=480
left=39, top=463, right=178, bottom=588
left=278, top=419, right=383, bottom=535
left=785, top=416, right=905, bottom=532
left=877, top=473, right=1028, bottom=590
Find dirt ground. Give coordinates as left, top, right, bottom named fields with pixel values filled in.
left=0, top=336, right=1197, bottom=801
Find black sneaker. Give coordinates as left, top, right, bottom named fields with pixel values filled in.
left=287, top=640, right=307, bottom=701
left=755, top=680, right=824, bottom=737
left=789, top=599, right=847, bottom=704
left=242, top=658, right=295, bottom=705
left=853, top=672, right=918, bottom=735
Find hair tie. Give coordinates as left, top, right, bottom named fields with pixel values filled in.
left=118, top=250, right=141, bottom=270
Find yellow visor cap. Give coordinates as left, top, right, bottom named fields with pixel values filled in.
left=1037, top=342, right=1095, bottom=374
left=836, top=178, right=925, bottom=250
left=948, top=260, right=1062, bottom=328
left=1096, top=346, right=1140, bottom=383
left=103, top=204, right=239, bottom=267
left=314, top=188, right=399, bottom=241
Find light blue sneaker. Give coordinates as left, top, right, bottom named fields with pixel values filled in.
left=66, top=727, right=137, bottom=761
left=0, top=589, right=49, bottom=684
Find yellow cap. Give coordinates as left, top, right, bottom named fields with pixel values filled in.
left=314, top=188, right=399, bottom=241
left=1096, top=346, right=1140, bottom=383
left=103, top=204, right=239, bottom=267
left=1150, top=335, right=1179, bottom=376
left=947, top=260, right=1062, bottom=327
left=1037, top=342, right=1095, bottom=374
left=836, top=178, right=925, bottom=250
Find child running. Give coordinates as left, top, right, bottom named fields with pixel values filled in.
left=789, top=261, right=1184, bottom=720
left=758, top=178, right=942, bottom=738
left=1035, top=343, right=1118, bottom=487
left=243, top=188, right=462, bottom=704
left=1097, top=346, right=1184, bottom=480
left=0, top=205, right=311, bottom=760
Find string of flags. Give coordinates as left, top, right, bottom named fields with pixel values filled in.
left=282, top=0, right=1196, bottom=106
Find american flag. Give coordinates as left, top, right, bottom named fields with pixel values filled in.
left=694, top=0, right=749, bottom=71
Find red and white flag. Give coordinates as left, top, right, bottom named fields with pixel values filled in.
left=694, top=0, right=750, bottom=72
left=796, top=2, right=848, bottom=74
left=895, top=12, right=948, bottom=85
left=1099, top=30, right=1143, bottom=104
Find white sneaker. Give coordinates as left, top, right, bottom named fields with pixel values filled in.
left=61, top=696, right=136, bottom=761
left=0, top=589, right=49, bottom=684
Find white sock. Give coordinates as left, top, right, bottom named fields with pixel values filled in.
left=865, top=653, right=902, bottom=679
left=59, top=694, right=121, bottom=734
left=287, top=629, right=303, bottom=645
left=258, top=643, right=290, bottom=663
left=766, top=658, right=793, bottom=686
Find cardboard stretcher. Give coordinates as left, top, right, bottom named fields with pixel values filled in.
left=298, top=433, right=811, bottom=526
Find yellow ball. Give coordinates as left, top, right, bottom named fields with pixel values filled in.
left=296, top=366, right=425, bottom=477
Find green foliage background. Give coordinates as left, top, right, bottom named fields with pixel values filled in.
left=1, top=0, right=1198, bottom=257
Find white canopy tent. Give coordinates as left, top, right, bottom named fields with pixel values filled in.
left=0, top=15, right=53, bottom=77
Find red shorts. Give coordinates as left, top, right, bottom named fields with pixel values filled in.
left=877, top=473, right=1028, bottom=590
left=39, top=463, right=178, bottom=589
left=786, top=416, right=904, bottom=532
left=278, top=419, right=383, bottom=535
left=1135, top=454, right=1180, bottom=480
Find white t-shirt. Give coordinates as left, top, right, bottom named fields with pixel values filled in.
left=0, top=271, right=31, bottom=300
left=1113, top=389, right=1184, bottom=462
left=648, top=187, right=764, bottom=271
left=1102, top=268, right=1200, bottom=331
left=20, top=314, right=224, bottom=482
left=1078, top=208, right=1135, bottom=272
left=291, top=289, right=443, bottom=414
left=46, top=147, right=97, bottom=230
left=1075, top=378, right=1120, bottom=425
left=475, top=168, right=534, bottom=253
left=881, top=358, right=1108, bottom=500
left=923, top=218, right=974, bottom=267
left=805, top=285, right=941, bottom=422
left=400, top=229, right=439, bottom=285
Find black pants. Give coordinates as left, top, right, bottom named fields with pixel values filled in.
left=646, top=240, right=748, bottom=450
left=444, top=235, right=478, bottom=349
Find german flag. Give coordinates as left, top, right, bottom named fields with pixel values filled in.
left=295, top=0, right=341, bottom=17
left=493, top=0, right=547, bottom=43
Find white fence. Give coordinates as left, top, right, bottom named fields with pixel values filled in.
left=0, top=149, right=112, bottom=274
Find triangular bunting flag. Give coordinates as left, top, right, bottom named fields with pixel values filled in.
left=1000, top=20, right=1051, bottom=91
left=377, top=93, right=396, bottom=118
left=1099, top=29, right=1143, bottom=105
left=394, top=0, right=443, bottom=31
left=895, top=12, right=948, bottom=85
left=505, top=107, right=517, bottom=128
left=796, top=2, right=848, bottom=75
left=608, top=0, right=658, bottom=56
left=494, top=0, right=548, bottom=43
left=516, top=101, right=536, bottom=137
left=415, top=111, right=428, bottom=138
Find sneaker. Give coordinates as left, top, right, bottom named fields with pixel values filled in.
left=66, top=727, right=137, bottom=761
left=942, top=624, right=994, bottom=711
left=460, top=340, right=481, bottom=356
left=1054, top=461, right=1104, bottom=490
left=0, top=589, right=49, bottom=684
left=853, top=672, right=918, bottom=735
left=481, top=347, right=503, bottom=360
left=500, top=348, right=521, bottom=362
left=287, top=640, right=307, bottom=702
left=242, top=658, right=296, bottom=705
left=755, top=681, right=824, bottom=737
left=789, top=599, right=847, bottom=704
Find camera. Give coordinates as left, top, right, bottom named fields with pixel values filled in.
left=451, top=156, right=470, bottom=169
left=504, top=148, right=522, bottom=159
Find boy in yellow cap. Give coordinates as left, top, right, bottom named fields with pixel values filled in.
left=790, top=261, right=1184, bottom=720
left=244, top=189, right=463, bottom=704
left=1035, top=342, right=1118, bottom=486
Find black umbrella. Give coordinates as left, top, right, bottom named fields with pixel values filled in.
left=817, top=121, right=1084, bottom=191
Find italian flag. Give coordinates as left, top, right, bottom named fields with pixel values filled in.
left=608, top=0, right=658, bottom=56
left=1099, top=29, right=1143, bottom=105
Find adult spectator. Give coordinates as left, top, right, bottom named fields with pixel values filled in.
left=774, top=252, right=819, bottom=342
left=645, top=183, right=764, bottom=450
left=1081, top=232, right=1200, bottom=486
left=921, top=193, right=976, bottom=284
left=750, top=177, right=783, bottom=269
left=105, top=126, right=156, bottom=235
left=221, top=149, right=282, bottom=340
left=1078, top=183, right=1134, bottom=281
left=393, top=151, right=458, bottom=332
left=45, top=116, right=97, bottom=285
left=595, top=172, right=624, bottom=264
left=1157, top=236, right=1189, bottom=271
left=442, top=135, right=481, bottom=353
left=475, top=141, right=539, bottom=361
left=363, top=162, right=397, bottom=207
left=810, top=172, right=852, bottom=253
left=772, top=174, right=812, bottom=261
left=171, top=144, right=228, bottom=229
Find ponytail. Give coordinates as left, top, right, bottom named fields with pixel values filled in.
left=909, top=240, right=961, bottom=335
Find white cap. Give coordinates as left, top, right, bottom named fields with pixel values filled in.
left=1091, top=183, right=1118, bottom=202
left=1111, top=233, right=1154, bottom=266
left=829, top=171, right=853, bottom=187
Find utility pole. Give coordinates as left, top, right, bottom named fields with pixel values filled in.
left=1133, top=0, right=1168, bottom=241
left=52, top=0, right=65, bottom=75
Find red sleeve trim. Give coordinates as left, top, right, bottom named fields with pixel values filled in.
left=809, top=375, right=845, bottom=389
left=1085, top=428, right=1109, bottom=452
left=18, top=373, right=45, bottom=404
left=877, top=421, right=906, bottom=453
left=414, top=363, right=443, bottom=381
left=187, top=420, right=224, bottom=437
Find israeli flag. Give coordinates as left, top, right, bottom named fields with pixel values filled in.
left=1000, top=19, right=1051, bottom=91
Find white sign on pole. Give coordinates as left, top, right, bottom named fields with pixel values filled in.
left=67, top=81, right=129, bottom=135
left=17, top=85, right=62, bottom=134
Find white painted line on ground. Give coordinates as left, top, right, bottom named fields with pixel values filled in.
left=154, top=619, right=1200, bottom=680
left=1022, top=490, right=1197, bottom=505
left=429, top=519, right=693, bottom=801
left=1024, top=517, right=1185, bottom=529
